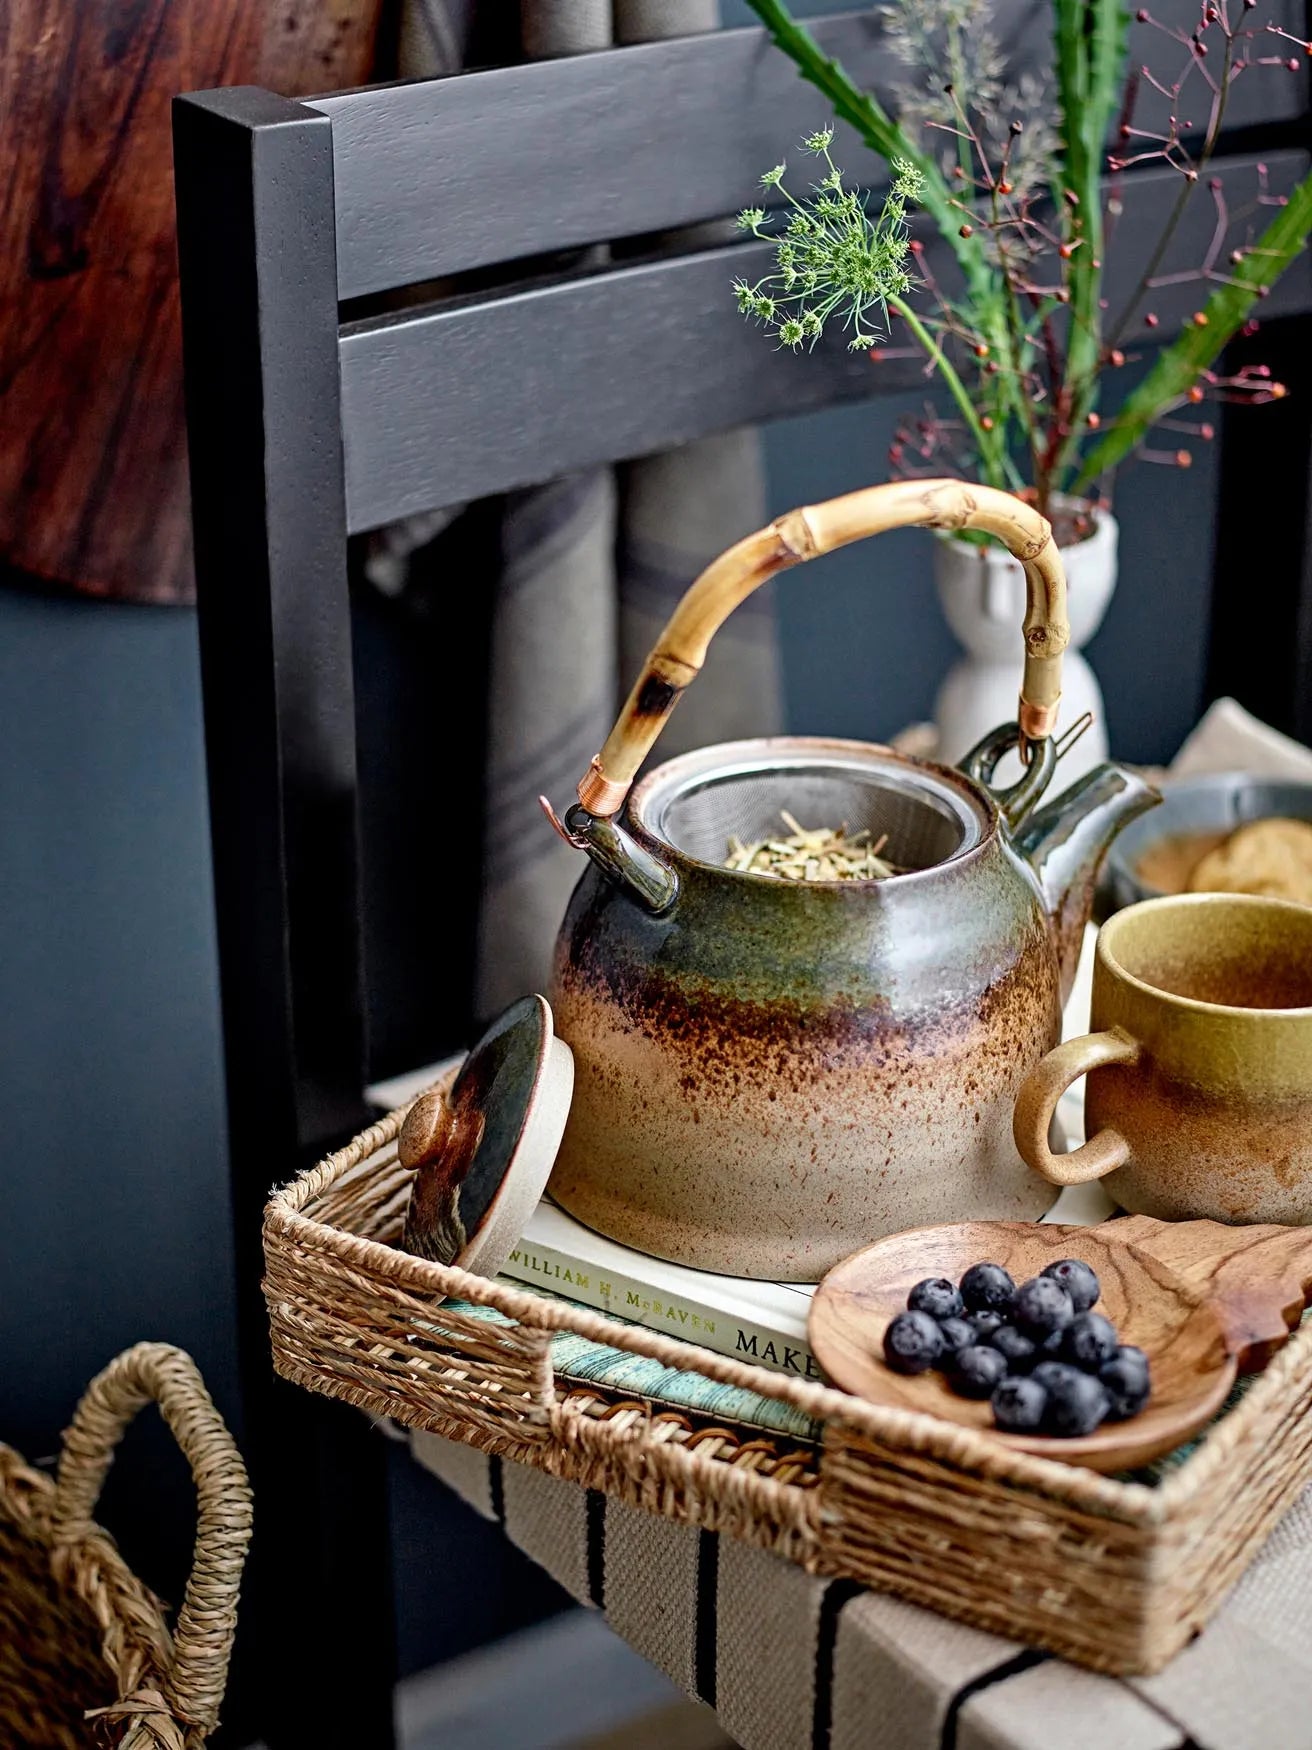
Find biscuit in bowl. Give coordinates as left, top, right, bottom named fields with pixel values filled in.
left=1186, top=817, right=1312, bottom=906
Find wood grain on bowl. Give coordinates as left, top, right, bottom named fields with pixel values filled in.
left=1115, top=1215, right=1312, bottom=1370
left=809, top=1221, right=1273, bottom=1472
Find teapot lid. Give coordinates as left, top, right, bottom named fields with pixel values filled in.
left=400, top=994, right=574, bottom=1279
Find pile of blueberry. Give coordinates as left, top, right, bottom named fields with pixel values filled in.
left=881, top=1259, right=1152, bottom=1437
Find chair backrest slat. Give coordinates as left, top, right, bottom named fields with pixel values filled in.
left=309, top=1, right=1307, bottom=302
left=312, top=8, right=993, bottom=299
left=339, top=239, right=870, bottom=529
left=339, top=146, right=1312, bottom=531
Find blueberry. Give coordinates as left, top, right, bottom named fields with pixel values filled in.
left=1040, top=1257, right=1101, bottom=1313
left=1113, top=1343, right=1150, bottom=1378
left=1100, top=1349, right=1152, bottom=1420
left=883, top=1310, right=944, bottom=1374
left=908, top=1276, right=965, bottom=1320
left=1031, top=1358, right=1083, bottom=1395
left=1060, top=1311, right=1120, bottom=1372
left=1043, top=1369, right=1111, bottom=1437
left=959, top=1262, right=1016, bottom=1315
left=992, top=1375, right=1048, bottom=1433
left=969, top=1309, right=1006, bottom=1340
left=1013, top=1276, right=1075, bottom=1339
left=987, top=1324, right=1038, bottom=1370
left=935, top=1316, right=976, bottom=1359
left=947, top=1344, right=1009, bottom=1399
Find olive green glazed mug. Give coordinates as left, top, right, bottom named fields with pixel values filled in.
left=1015, top=893, right=1312, bottom=1224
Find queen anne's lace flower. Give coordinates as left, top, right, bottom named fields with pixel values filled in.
left=734, top=137, right=923, bottom=351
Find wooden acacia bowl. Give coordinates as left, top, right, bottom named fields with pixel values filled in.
left=810, top=1222, right=1237, bottom=1471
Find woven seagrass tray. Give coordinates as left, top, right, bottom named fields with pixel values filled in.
left=264, top=1077, right=1312, bottom=1677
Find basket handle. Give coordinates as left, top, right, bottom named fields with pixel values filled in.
left=575, top=478, right=1068, bottom=818
left=50, top=1342, right=252, bottom=1741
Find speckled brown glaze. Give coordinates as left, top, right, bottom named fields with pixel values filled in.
left=1089, top=1070, right=1311, bottom=1222
left=548, top=737, right=1154, bottom=1280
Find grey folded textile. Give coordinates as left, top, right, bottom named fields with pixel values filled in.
left=383, top=0, right=781, bottom=1018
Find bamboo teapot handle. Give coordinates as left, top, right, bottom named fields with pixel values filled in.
left=574, top=478, right=1069, bottom=818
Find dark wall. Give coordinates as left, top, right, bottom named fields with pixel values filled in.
left=0, top=596, right=227, bottom=1408
left=0, top=583, right=236, bottom=1609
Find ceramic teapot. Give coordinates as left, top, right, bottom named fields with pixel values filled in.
left=544, top=480, right=1158, bottom=1281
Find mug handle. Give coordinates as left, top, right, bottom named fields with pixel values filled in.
left=1013, top=1027, right=1140, bottom=1186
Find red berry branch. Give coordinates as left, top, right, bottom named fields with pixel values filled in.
left=742, top=0, right=1312, bottom=524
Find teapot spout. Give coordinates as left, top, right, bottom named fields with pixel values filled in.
left=1016, top=764, right=1161, bottom=1003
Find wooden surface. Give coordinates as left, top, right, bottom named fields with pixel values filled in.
left=808, top=1220, right=1251, bottom=1472
left=0, top=0, right=381, bottom=603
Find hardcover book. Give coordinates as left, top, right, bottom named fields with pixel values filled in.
left=500, top=1199, right=821, bottom=1382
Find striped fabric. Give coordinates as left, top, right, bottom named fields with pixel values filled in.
left=375, top=0, right=781, bottom=1019
left=411, top=1430, right=1309, bottom=1750
left=603, top=1501, right=705, bottom=1694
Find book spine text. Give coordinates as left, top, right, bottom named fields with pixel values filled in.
left=502, top=1240, right=820, bottom=1381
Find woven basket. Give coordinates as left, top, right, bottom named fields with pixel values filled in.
left=0, top=1343, right=251, bottom=1749
left=265, top=1078, right=1312, bottom=1675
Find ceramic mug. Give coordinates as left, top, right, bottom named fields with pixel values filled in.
left=1014, top=893, right=1312, bottom=1223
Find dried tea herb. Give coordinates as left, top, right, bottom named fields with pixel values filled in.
left=725, top=811, right=897, bottom=881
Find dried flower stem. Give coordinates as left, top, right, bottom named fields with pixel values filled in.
left=1075, top=169, right=1312, bottom=487
left=1105, top=12, right=1238, bottom=350
left=889, top=295, right=1001, bottom=472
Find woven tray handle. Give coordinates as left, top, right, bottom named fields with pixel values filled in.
left=50, top=1342, right=252, bottom=1742
left=575, top=477, right=1068, bottom=817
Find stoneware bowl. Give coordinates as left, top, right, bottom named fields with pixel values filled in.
left=1103, top=772, right=1312, bottom=913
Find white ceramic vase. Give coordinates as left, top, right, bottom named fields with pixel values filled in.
left=932, top=500, right=1118, bottom=789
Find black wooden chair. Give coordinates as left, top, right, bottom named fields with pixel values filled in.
left=172, top=13, right=1312, bottom=1745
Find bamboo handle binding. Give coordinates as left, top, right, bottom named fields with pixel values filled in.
left=50, top=1342, right=252, bottom=1740
left=576, top=478, right=1069, bottom=817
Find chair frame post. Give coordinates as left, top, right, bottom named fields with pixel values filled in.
left=174, top=87, right=396, bottom=1749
